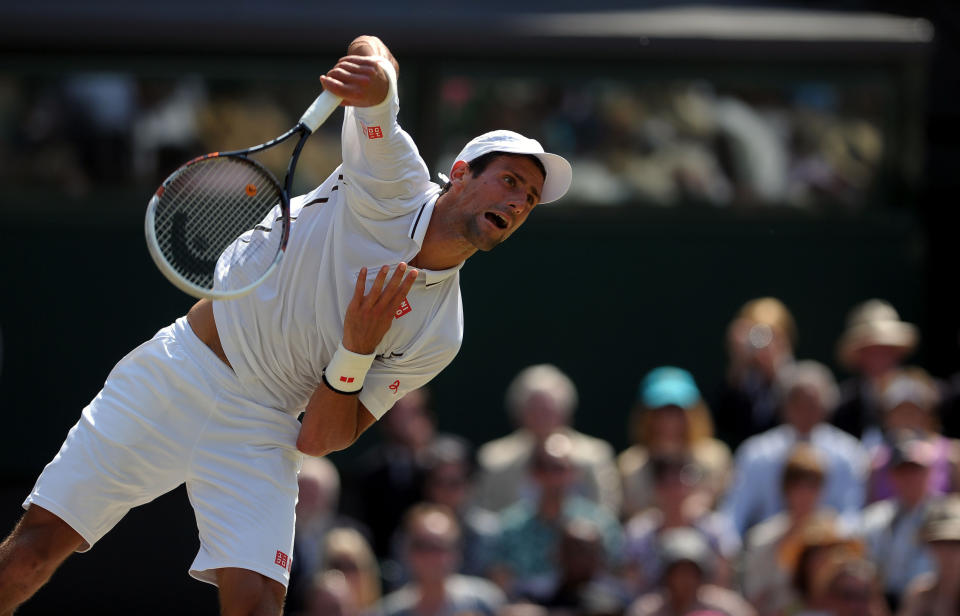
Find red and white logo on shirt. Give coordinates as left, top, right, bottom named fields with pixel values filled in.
left=275, top=550, right=290, bottom=571
left=394, top=297, right=412, bottom=319
left=366, top=125, right=383, bottom=139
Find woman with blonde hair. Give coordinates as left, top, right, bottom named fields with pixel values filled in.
left=321, top=527, right=382, bottom=612
left=712, top=297, right=798, bottom=448
left=618, top=366, right=732, bottom=519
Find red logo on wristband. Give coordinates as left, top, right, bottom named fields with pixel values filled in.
left=388, top=380, right=400, bottom=394
left=394, top=297, right=412, bottom=319
left=339, top=376, right=355, bottom=384
left=367, top=126, right=383, bottom=139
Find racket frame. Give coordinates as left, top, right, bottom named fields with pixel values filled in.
left=146, top=116, right=314, bottom=300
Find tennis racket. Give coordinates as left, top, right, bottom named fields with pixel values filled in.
left=145, top=89, right=342, bottom=300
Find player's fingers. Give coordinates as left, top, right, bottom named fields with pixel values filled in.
left=375, top=263, right=408, bottom=308
left=385, top=268, right=418, bottom=309
left=397, top=268, right=419, bottom=299
left=369, top=265, right=390, bottom=297
left=352, top=267, right=368, bottom=300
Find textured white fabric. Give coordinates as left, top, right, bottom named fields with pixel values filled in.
left=213, top=58, right=463, bottom=419
left=24, top=317, right=304, bottom=588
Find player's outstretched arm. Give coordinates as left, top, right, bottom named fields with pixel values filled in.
left=319, top=35, right=397, bottom=108
left=297, top=263, right=418, bottom=456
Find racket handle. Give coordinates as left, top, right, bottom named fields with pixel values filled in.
left=299, top=90, right=342, bottom=133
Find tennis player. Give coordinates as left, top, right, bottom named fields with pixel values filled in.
left=0, top=35, right=571, bottom=616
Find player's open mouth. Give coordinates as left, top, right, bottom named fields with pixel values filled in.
left=485, top=212, right=508, bottom=230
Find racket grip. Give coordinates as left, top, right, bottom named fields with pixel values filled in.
left=299, top=90, right=342, bottom=132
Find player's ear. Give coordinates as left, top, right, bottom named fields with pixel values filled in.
left=449, top=160, right=469, bottom=185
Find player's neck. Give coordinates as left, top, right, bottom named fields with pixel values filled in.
left=410, top=193, right=477, bottom=270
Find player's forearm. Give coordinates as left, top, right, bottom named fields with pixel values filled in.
left=297, top=386, right=370, bottom=456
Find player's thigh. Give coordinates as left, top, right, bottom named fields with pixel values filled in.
left=187, top=394, right=303, bottom=588
left=216, top=567, right=286, bottom=616
left=24, top=326, right=214, bottom=549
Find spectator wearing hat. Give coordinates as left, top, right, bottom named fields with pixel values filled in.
left=474, top=364, right=621, bottom=515
left=898, top=495, right=960, bottom=616
left=723, top=360, right=868, bottom=537
left=711, top=297, right=798, bottom=450
left=866, top=369, right=960, bottom=504
left=627, top=528, right=756, bottom=616
left=618, top=367, right=732, bottom=519
left=622, top=453, right=740, bottom=598
left=860, top=433, right=938, bottom=610
left=784, top=517, right=867, bottom=616
left=741, top=443, right=839, bottom=616
left=798, top=552, right=889, bottom=616
left=832, top=299, right=919, bottom=444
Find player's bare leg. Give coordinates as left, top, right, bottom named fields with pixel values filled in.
left=216, top=567, right=286, bottom=616
left=0, top=505, right=84, bottom=615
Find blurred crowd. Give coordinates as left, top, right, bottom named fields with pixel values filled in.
left=284, top=297, right=960, bottom=616
left=1, top=71, right=888, bottom=210
left=436, top=76, right=888, bottom=209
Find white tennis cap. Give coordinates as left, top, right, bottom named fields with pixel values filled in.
left=450, top=130, right=572, bottom=204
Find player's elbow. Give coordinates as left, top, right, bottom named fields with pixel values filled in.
left=296, top=431, right=354, bottom=458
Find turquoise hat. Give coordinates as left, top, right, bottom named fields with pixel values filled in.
left=638, top=367, right=701, bottom=409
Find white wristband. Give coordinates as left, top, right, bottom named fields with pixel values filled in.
left=323, top=342, right=375, bottom=393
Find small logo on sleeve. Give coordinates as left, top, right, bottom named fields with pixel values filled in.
left=366, top=126, right=384, bottom=139
left=388, top=380, right=400, bottom=394
left=339, top=376, right=355, bottom=384
left=394, top=297, right=412, bottom=319
left=274, top=550, right=290, bottom=570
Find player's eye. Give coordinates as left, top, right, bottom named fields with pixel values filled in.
left=503, top=175, right=516, bottom=187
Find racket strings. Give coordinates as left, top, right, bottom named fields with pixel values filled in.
left=152, top=157, right=285, bottom=292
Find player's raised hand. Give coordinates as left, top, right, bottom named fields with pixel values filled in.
left=342, top=263, right=418, bottom=355
left=319, top=56, right=389, bottom=108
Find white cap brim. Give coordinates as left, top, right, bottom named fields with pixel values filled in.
left=450, top=130, right=572, bottom=204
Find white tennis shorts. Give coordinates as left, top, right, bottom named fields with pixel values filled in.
left=23, top=316, right=305, bottom=588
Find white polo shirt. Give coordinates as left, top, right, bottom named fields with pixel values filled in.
left=213, top=60, right=463, bottom=419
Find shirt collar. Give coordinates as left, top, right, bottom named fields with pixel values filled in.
left=409, top=189, right=464, bottom=286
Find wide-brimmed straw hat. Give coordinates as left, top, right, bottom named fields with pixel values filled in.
left=837, top=299, right=918, bottom=369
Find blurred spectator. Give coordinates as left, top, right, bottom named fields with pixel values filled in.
left=296, top=569, right=361, bottom=616
left=798, top=552, right=890, bottom=616
left=627, top=528, right=756, bottom=616
left=832, top=299, right=919, bottom=444
left=866, top=369, right=960, bottom=503
left=723, top=360, right=868, bottom=536
left=526, top=518, right=631, bottom=616
left=375, top=503, right=506, bottom=616
left=288, top=457, right=369, bottom=613
left=475, top=364, right=621, bottom=514
left=861, top=433, right=938, bottom=611
left=618, top=367, right=732, bottom=518
left=711, top=298, right=797, bottom=449
left=741, top=443, right=837, bottom=616
left=342, top=388, right=436, bottom=559
left=489, top=432, right=623, bottom=600
left=320, top=527, right=382, bottom=614
left=786, top=518, right=868, bottom=616
left=391, top=435, right=500, bottom=581
left=898, top=495, right=960, bottom=616
left=622, top=453, right=740, bottom=597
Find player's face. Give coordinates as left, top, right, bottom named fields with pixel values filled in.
left=457, top=155, right=545, bottom=251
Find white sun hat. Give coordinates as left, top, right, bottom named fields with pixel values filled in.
left=447, top=130, right=572, bottom=204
